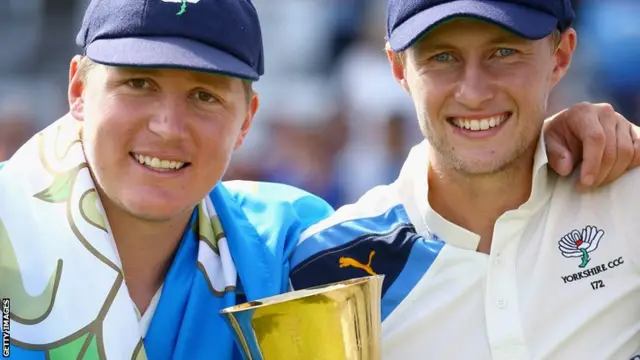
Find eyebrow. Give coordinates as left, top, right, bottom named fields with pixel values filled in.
left=114, top=67, right=233, bottom=90
left=485, top=34, right=530, bottom=45
left=418, top=33, right=530, bottom=53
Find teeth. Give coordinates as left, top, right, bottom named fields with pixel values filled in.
left=133, top=153, right=185, bottom=170
left=452, top=114, right=508, bottom=131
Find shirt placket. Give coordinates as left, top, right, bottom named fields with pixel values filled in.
left=485, top=216, right=531, bottom=360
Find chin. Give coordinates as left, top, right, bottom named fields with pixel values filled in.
left=450, top=155, right=512, bottom=175
left=120, top=196, right=194, bottom=222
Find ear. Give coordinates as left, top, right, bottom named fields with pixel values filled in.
left=550, top=29, right=577, bottom=87
left=234, top=92, right=259, bottom=149
left=386, top=43, right=410, bottom=93
left=68, top=55, right=86, bottom=121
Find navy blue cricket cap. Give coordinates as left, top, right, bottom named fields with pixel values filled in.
left=387, top=0, right=575, bottom=52
left=76, top=0, right=264, bottom=81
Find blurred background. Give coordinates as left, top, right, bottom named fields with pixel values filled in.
left=0, top=0, right=638, bottom=208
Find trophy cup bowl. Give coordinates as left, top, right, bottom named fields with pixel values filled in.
left=220, top=275, right=384, bottom=360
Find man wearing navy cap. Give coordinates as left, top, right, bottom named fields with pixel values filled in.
left=290, top=1, right=640, bottom=359
left=0, top=0, right=336, bottom=359
left=0, top=0, right=638, bottom=359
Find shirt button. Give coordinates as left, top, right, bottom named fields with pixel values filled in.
left=495, top=255, right=503, bottom=265
left=496, top=299, right=508, bottom=309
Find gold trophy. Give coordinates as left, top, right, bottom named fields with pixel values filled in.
left=220, top=275, right=384, bottom=360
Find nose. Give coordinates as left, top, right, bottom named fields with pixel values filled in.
left=148, top=97, right=188, bottom=142
left=454, top=63, right=495, bottom=109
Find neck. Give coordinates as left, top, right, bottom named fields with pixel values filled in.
left=427, top=145, right=537, bottom=254
left=100, top=192, right=193, bottom=313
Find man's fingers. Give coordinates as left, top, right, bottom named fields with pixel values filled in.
left=586, top=115, right=617, bottom=187
left=546, top=134, right=574, bottom=176
left=576, top=115, right=607, bottom=187
left=632, top=125, right=640, bottom=167
left=545, top=103, right=638, bottom=189
left=599, top=120, right=634, bottom=187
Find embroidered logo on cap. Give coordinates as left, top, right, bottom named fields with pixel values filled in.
left=161, top=0, right=201, bottom=15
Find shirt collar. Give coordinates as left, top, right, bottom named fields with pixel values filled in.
left=395, top=135, right=554, bottom=250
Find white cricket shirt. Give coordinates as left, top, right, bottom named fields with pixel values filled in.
left=383, top=138, right=640, bottom=360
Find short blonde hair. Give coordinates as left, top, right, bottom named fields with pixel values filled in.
left=77, top=57, right=96, bottom=84
left=550, top=29, right=562, bottom=51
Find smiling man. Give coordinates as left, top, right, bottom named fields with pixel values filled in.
left=0, top=0, right=335, bottom=359
left=0, top=0, right=639, bottom=359
left=290, top=1, right=640, bottom=359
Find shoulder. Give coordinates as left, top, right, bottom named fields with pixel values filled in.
left=554, top=167, right=640, bottom=206
left=609, top=166, right=640, bottom=195
left=223, top=180, right=334, bottom=219
left=288, top=184, right=446, bottom=319
left=553, top=167, right=640, bottom=222
left=299, top=183, right=407, bottom=242
left=289, top=181, right=442, bottom=278
left=291, top=183, right=415, bottom=271
left=551, top=167, right=640, bottom=267
left=221, top=180, right=335, bottom=240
